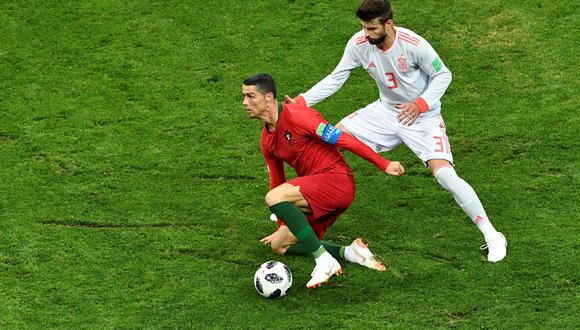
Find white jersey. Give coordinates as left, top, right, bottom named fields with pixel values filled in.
left=302, top=27, right=452, bottom=118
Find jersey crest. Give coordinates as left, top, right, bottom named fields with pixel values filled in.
left=397, top=54, right=409, bottom=72
left=284, top=130, right=293, bottom=144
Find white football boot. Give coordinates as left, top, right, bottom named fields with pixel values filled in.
left=481, top=232, right=507, bottom=262
left=349, top=238, right=387, bottom=271
left=306, top=252, right=342, bottom=288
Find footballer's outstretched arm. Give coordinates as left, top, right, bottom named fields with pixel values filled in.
left=318, top=122, right=404, bottom=176
left=288, top=102, right=404, bottom=176
left=299, top=39, right=360, bottom=107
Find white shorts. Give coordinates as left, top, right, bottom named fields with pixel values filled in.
left=339, top=100, right=454, bottom=165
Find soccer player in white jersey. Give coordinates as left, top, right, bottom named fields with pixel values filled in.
left=286, top=0, right=507, bottom=262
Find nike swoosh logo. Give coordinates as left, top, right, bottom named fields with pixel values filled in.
left=356, top=252, right=366, bottom=263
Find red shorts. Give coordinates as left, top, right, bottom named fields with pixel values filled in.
left=278, top=171, right=356, bottom=239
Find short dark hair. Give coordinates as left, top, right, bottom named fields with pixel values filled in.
left=356, top=0, right=393, bottom=24
left=243, top=73, right=277, bottom=99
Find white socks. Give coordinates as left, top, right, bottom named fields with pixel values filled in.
left=434, top=166, right=498, bottom=242
left=315, top=251, right=335, bottom=264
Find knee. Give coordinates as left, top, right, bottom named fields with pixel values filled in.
left=433, top=166, right=456, bottom=190
left=265, top=186, right=291, bottom=206
left=265, top=190, right=282, bottom=207
left=434, top=166, right=470, bottom=195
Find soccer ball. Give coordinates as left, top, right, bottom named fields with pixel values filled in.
left=254, top=261, right=292, bottom=299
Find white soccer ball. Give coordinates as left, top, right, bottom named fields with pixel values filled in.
left=254, top=261, right=292, bottom=299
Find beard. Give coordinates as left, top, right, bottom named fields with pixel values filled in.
left=367, top=33, right=387, bottom=45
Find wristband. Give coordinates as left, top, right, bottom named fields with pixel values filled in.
left=414, top=97, right=429, bottom=113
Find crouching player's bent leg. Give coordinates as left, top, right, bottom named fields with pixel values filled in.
left=264, top=174, right=387, bottom=285
left=264, top=183, right=342, bottom=288
left=262, top=223, right=387, bottom=272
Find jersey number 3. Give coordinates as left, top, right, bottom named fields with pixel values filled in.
left=433, top=136, right=451, bottom=154
left=385, top=72, right=398, bottom=89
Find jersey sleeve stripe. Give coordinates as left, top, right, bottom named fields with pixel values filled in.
left=355, top=37, right=368, bottom=45
left=399, top=35, right=419, bottom=46
left=399, top=31, right=420, bottom=43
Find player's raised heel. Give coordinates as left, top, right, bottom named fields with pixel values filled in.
left=306, top=257, right=342, bottom=288
left=351, top=238, right=387, bottom=271
left=480, top=232, right=507, bottom=262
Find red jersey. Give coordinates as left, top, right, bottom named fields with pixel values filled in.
left=260, top=102, right=390, bottom=190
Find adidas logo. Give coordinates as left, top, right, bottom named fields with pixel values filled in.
left=368, top=61, right=376, bottom=68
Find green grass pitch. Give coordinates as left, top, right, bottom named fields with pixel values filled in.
left=0, top=0, right=578, bottom=328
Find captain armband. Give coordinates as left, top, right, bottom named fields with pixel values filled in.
left=316, top=123, right=343, bottom=145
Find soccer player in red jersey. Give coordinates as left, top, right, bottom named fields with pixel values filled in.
left=242, top=73, right=405, bottom=288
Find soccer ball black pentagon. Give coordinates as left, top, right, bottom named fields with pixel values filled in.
left=254, top=261, right=292, bottom=299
